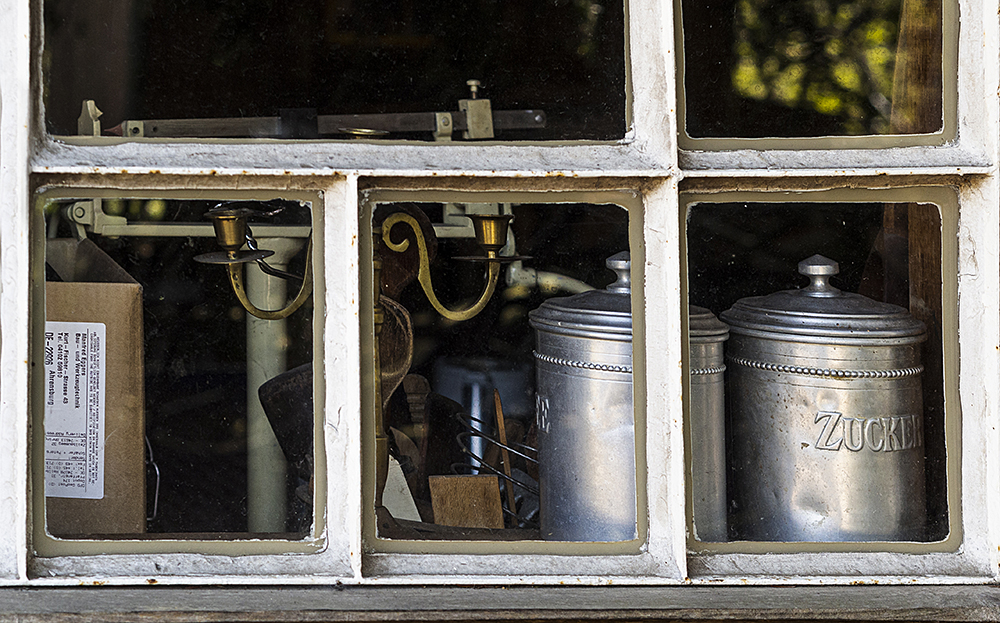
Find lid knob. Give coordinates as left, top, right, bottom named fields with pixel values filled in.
left=606, top=251, right=631, bottom=294
left=798, top=254, right=841, bottom=297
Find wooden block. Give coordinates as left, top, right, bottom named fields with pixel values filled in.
left=428, top=475, right=503, bottom=529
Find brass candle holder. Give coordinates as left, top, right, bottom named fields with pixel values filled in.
left=373, top=210, right=522, bottom=512
left=195, top=206, right=313, bottom=320
left=379, top=212, right=516, bottom=321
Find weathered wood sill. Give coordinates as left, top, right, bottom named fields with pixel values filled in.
left=0, top=585, right=998, bottom=622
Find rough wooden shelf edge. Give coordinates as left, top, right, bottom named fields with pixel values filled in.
left=0, top=585, right=998, bottom=622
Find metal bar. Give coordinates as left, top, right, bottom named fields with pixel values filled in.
left=91, top=223, right=312, bottom=238
left=492, top=109, right=547, bottom=131
left=90, top=219, right=460, bottom=241
left=136, top=117, right=281, bottom=138
left=125, top=110, right=546, bottom=139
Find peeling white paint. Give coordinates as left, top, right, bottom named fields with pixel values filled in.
left=0, top=0, right=32, bottom=583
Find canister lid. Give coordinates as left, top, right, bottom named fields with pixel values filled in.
left=528, top=251, right=632, bottom=341
left=689, top=305, right=729, bottom=339
left=720, top=254, right=926, bottom=340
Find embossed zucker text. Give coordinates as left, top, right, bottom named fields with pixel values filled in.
left=813, top=411, right=923, bottom=452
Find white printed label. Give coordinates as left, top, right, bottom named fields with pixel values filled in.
left=44, top=322, right=105, bottom=499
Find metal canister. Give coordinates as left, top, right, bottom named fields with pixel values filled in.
left=529, top=252, right=635, bottom=541
left=721, top=255, right=927, bottom=542
left=688, top=306, right=728, bottom=541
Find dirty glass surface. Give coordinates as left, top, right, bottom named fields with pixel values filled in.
left=681, top=0, right=943, bottom=137
left=368, top=201, right=633, bottom=541
left=40, top=196, right=314, bottom=538
left=685, top=202, right=946, bottom=542
left=43, top=0, right=626, bottom=141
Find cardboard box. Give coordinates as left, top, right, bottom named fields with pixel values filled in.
left=45, top=238, right=146, bottom=536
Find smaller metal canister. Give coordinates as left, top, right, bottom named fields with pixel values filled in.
left=529, top=252, right=636, bottom=542
left=688, top=306, right=728, bottom=542
left=721, top=255, right=927, bottom=542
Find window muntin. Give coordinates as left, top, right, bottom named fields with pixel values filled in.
left=43, top=0, right=626, bottom=141
left=31, top=187, right=325, bottom=557
left=681, top=187, right=961, bottom=560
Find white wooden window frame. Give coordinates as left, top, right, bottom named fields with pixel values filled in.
left=0, top=0, right=996, bottom=586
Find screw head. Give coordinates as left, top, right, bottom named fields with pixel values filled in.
left=466, top=79, right=481, bottom=99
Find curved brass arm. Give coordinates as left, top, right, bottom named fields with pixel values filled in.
left=381, top=212, right=501, bottom=322
left=227, top=237, right=314, bottom=320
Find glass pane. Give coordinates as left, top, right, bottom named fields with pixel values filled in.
left=682, top=0, right=943, bottom=137
left=367, top=201, right=634, bottom=542
left=685, top=202, right=946, bottom=542
left=44, top=0, right=626, bottom=141
left=39, top=195, right=315, bottom=538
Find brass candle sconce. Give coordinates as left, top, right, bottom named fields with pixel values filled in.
left=379, top=211, right=521, bottom=321
left=373, top=208, right=524, bottom=513
left=195, top=205, right=313, bottom=320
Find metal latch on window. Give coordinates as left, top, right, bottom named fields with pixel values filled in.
left=83, top=79, right=545, bottom=141
left=458, top=80, right=494, bottom=140
left=63, top=200, right=127, bottom=239
left=62, top=199, right=311, bottom=240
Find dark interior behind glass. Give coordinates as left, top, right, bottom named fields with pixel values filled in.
left=44, top=0, right=626, bottom=141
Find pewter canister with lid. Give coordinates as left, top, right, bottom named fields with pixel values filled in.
left=529, top=251, right=636, bottom=541
left=688, top=306, right=729, bottom=542
left=721, top=255, right=927, bottom=542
